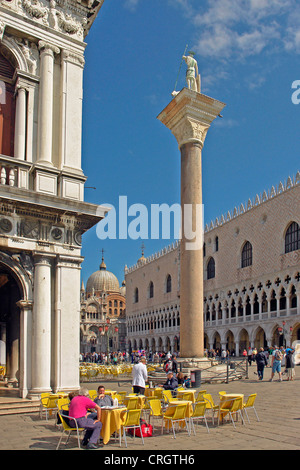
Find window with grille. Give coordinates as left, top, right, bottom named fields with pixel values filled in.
left=207, top=257, right=215, bottom=279
left=241, top=241, right=252, bottom=268
left=285, top=222, right=300, bottom=253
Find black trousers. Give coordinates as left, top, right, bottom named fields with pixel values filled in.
left=133, top=386, right=145, bottom=395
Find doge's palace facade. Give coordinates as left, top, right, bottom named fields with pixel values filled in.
left=125, top=173, right=300, bottom=356
left=0, top=0, right=107, bottom=398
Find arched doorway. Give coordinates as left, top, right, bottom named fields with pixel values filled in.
left=0, top=267, right=21, bottom=385
left=0, top=252, right=33, bottom=397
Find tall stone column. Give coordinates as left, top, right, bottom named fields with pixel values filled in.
left=29, top=254, right=53, bottom=396
left=157, top=88, right=225, bottom=359
left=37, top=41, right=60, bottom=166
left=17, top=300, right=33, bottom=398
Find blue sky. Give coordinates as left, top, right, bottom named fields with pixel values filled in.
left=80, top=0, right=300, bottom=287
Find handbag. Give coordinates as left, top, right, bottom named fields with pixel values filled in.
left=129, top=419, right=153, bottom=437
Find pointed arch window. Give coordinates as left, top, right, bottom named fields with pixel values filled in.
left=241, top=241, right=252, bottom=268
left=207, top=257, right=215, bottom=279
left=149, top=281, right=154, bottom=298
left=134, top=287, right=139, bottom=303
left=285, top=222, right=300, bottom=253
left=166, top=274, right=172, bottom=293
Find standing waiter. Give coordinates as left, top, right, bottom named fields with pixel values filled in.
left=132, top=356, right=148, bottom=395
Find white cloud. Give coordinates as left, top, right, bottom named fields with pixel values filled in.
left=124, top=0, right=140, bottom=12
left=173, top=0, right=299, bottom=60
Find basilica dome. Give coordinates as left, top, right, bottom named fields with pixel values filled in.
left=86, top=255, right=120, bottom=294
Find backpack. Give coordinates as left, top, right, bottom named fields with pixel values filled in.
left=275, top=350, right=282, bottom=361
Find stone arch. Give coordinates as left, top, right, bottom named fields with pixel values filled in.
left=238, top=328, right=250, bottom=352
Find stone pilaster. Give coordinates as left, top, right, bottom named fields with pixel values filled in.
left=37, top=41, right=60, bottom=166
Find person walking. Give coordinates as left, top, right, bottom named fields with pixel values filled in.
left=132, top=356, right=148, bottom=394
left=255, top=347, right=268, bottom=380
left=269, top=346, right=283, bottom=382
left=285, top=348, right=295, bottom=381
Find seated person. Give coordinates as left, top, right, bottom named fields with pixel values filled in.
left=176, top=372, right=185, bottom=386
left=163, top=371, right=178, bottom=391
left=184, top=375, right=191, bottom=388
left=94, top=385, right=114, bottom=407
left=68, top=387, right=102, bottom=450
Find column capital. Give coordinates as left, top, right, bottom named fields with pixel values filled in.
left=157, top=88, right=226, bottom=149
left=38, top=40, right=60, bottom=56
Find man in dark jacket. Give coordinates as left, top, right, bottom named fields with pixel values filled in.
left=163, top=371, right=179, bottom=391
left=255, top=347, right=268, bottom=380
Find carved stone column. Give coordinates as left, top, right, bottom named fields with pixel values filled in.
left=37, top=41, right=60, bottom=166
left=29, top=254, right=53, bottom=396
left=16, top=300, right=33, bottom=398
left=157, top=88, right=226, bottom=359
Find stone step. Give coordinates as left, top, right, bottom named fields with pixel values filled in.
left=0, top=400, right=40, bottom=416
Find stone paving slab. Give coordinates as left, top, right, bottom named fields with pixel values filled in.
left=0, top=366, right=299, bottom=452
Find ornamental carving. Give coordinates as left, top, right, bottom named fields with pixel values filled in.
left=21, top=0, right=48, bottom=22
left=172, top=118, right=209, bottom=148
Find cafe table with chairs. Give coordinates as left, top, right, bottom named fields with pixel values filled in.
left=100, top=405, right=128, bottom=445
left=161, top=400, right=193, bottom=438
left=218, top=393, right=245, bottom=426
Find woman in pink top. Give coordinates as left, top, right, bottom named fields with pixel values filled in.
left=68, top=387, right=102, bottom=449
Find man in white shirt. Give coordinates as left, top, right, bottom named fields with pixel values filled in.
left=132, top=356, right=148, bottom=394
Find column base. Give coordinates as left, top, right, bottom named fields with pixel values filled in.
left=178, top=357, right=211, bottom=371
left=27, top=387, right=52, bottom=399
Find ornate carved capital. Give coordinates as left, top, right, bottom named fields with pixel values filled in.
left=38, top=40, right=60, bottom=57
left=157, top=88, right=226, bottom=150
left=172, top=117, right=209, bottom=149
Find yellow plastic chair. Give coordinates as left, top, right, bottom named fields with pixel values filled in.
left=154, top=389, right=163, bottom=400
left=190, top=401, right=209, bottom=434
left=218, top=397, right=245, bottom=428
left=195, top=390, right=207, bottom=402
left=125, top=397, right=139, bottom=410
left=242, top=393, right=259, bottom=423
left=148, top=399, right=164, bottom=427
left=116, top=391, right=127, bottom=404
left=88, top=390, right=97, bottom=400
left=162, top=390, right=177, bottom=405
left=162, top=403, right=191, bottom=439
left=40, top=393, right=59, bottom=420
left=219, top=391, right=226, bottom=397
left=56, top=411, right=85, bottom=450
left=178, top=391, right=194, bottom=402
left=120, top=409, right=144, bottom=448
left=203, top=393, right=219, bottom=425
left=56, top=397, right=70, bottom=412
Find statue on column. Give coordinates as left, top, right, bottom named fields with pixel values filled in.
left=182, top=51, right=201, bottom=93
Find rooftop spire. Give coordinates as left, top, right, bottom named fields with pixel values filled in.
left=100, top=248, right=106, bottom=270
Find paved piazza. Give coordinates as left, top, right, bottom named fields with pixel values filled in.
left=0, top=366, right=299, bottom=452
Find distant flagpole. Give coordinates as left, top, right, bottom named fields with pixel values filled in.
left=173, top=44, right=188, bottom=93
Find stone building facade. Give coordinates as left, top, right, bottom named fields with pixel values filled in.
left=125, top=173, right=300, bottom=356
left=0, top=0, right=107, bottom=397
left=80, top=255, right=126, bottom=354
